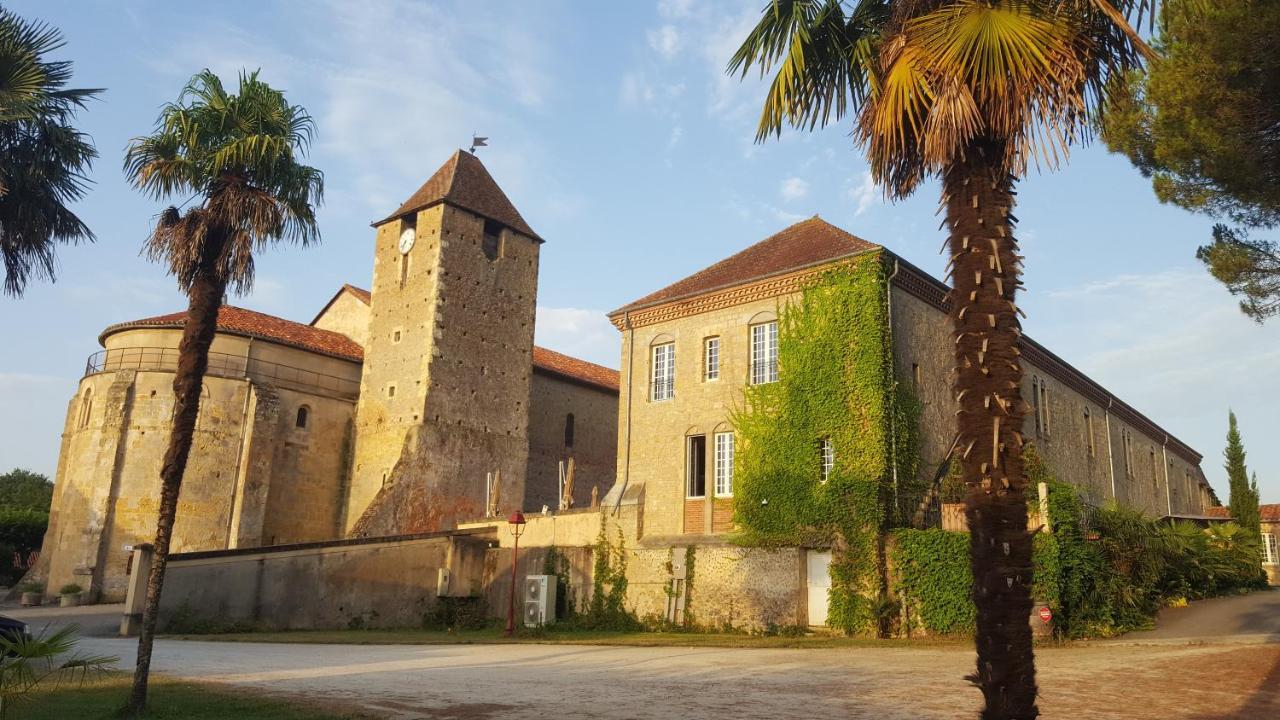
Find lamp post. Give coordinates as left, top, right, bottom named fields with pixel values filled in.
left=504, top=510, right=527, bottom=637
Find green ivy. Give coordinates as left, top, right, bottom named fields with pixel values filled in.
left=891, top=528, right=1060, bottom=635
left=732, top=255, right=921, bottom=635
left=577, top=518, right=641, bottom=631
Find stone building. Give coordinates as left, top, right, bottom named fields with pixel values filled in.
left=35, top=152, right=620, bottom=601
left=594, top=217, right=1216, bottom=629
left=1261, top=504, right=1279, bottom=585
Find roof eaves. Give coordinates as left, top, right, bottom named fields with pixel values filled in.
left=607, top=246, right=882, bottom=320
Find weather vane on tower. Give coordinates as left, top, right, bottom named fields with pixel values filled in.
left=469, top=133, right=488, bottom=154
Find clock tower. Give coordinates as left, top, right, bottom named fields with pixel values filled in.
left=345, top=150, right=543, bottom=535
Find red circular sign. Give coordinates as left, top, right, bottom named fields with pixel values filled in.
left=1038, top=606, right=1053, bottom=624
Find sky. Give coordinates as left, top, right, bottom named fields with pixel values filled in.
left=2, top=0, right=1277, bottom=504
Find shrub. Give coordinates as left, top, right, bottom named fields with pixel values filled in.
left=423, top=596, right=489, bottom=631
left=58, top=583, right=81, bottom=596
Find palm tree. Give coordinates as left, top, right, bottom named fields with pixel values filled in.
left=0, top=623, right=115, bottom=719
left=730, top=2, right=1152, bottom=717
left=0, top=7, right=99, bottom=296
left=122, top=69, right=323, bottom=713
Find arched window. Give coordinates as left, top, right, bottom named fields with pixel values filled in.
left=295, top=405, right=310, bottom=429
left=564, top=413, right=575, bottom=448
left=79, top=388, right=93, bottom=429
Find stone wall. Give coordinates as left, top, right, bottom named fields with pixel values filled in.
left=611, top=292, right=790, bottom=539
left=888, top=278, right=1209, bottom=518
left=311, top=289, right=371, bottom=347
left=157, top=530, right=492, bottom=630
left=525, top=372, right=618, bottom=511
left=349, top=203, right=540, bottom=535
left=37, top=328, right=359, bottom=603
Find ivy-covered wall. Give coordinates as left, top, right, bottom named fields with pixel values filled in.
left=732, top=254, right=920, bottom=634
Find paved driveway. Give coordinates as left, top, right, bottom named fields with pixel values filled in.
left=1123, top=588, right=1280, bottom=642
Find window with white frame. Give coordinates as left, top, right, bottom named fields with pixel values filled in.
left=819, top=437, right=834, bottom=483
left=749, top=322, right=778, bottom=385
left=1263, top=533, right=1278, bottom=565
left=714, top=431, right=734, bottom=497
left=704, top=337, right=720, bottom=381
left=652, top=342, right=675, bottom=401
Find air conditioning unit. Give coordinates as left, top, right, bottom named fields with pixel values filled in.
left=524, top=574, right=557, bottom=628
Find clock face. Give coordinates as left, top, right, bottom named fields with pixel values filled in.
left=398, top=226, right=416, bottom=255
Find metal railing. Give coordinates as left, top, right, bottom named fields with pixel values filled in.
left=84, top=347, right=360, bottom=399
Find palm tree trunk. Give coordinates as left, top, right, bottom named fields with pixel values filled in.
left=127, top=238, right=227, bottom=714
left=944, top=138, right=1038, bottom=719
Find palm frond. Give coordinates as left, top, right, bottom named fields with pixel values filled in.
left=126, top=69, right=323, bottom=292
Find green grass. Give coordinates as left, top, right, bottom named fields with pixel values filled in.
left=20, top=673, right=374, bottom=719
left=162, top=625, right=968, bottom=650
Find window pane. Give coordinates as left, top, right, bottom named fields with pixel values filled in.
left=820, top=438, right=834, bottom=483
left=704, top=337, right=720, bottom=381
left=714, top=432, right=734, bottom=496
left=750, top=322, right=778, bottom=385
left=652, top=343, right=674, bottom=401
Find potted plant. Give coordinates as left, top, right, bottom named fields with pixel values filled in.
left=59, top=583, right=83, bottom=608
left=19, top=582, right=43, bottom=607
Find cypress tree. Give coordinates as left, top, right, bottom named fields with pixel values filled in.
left=1224, top=412, right=1260, bottom=534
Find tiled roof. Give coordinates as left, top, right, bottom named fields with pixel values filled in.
left=373, top=150, right=542, bottom=241
left=338, top=285, right=618, bottom=392
left=102, top=306, right=364, bottom=362
left=1204, top=506, right=1232, bottom=519
left=611, top=216, right=879, bottom=315
left=532, top=346, right=619, bottom=393
left=1263, top=504, right=1280, bottom=523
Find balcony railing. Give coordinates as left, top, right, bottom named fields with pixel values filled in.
left=84, top=347, right=360, bottom=399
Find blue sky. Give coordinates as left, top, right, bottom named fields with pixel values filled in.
left=2, top=0, right=1277, bottom=503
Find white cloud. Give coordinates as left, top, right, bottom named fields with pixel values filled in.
left=620, top=72, right=657, bottom=109
left=535, top=307, right=620, bottom=369
left=658, top=0, right=694, bottom=19
left=647, top=25, right=682, bottom=59
left=847, top=172, right=880, bottom=216
left=780, top=176, right=809, bottom=202
left=668, top=125, right=684, bottom=149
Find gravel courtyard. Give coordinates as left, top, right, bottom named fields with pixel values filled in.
left=10, top=596, right=1279, bottom=719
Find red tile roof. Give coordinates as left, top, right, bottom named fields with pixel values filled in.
left=1263, top=504, right=1280, bottom=523
left=374, top=150, right=542, bottom=241
left=1204, top=506, right=1232, bottom=519
left=532, top=346, right=619, bottom=393
left=102, top=306, right=364, bottom=362
left=611, top=216, right=879, bottom=315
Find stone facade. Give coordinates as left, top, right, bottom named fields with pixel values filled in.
left=1262, top=505, right=1279, bottom=586
left=889, top=262, right=1210, bottom=518
left=35, top=152, right=619, bottom=602
left=347, top=201, right=541, bottom=535
left=39, top=325, right=360, bottom=602
left=525, top=372, right=619, bottom=512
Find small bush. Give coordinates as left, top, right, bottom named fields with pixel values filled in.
left=59, top=583, right=82, bottom=595
left=423, top=596, right=489, bottom=631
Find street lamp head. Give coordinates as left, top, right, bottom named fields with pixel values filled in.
left=507, top=510, right=526, bottom=526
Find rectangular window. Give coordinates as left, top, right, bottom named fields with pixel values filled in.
left=819, top=438, right=834, bottom=483
left=1039, top=383, right=1051, bottom=439
left=1084, top=406, right=1095, bottom=457
left=1031, top=378, right=1042, bottom=437
left=652, top=343, right=674, bottom=401
left=1263, top=533, right=1278, bottom=564
left=714, top=432, right=734, bottom=497
left=686, top=435, right=707, bottom=498
left=704, top=337, right=720, bottom=381
left=750, top=322, right=778, bottom=385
